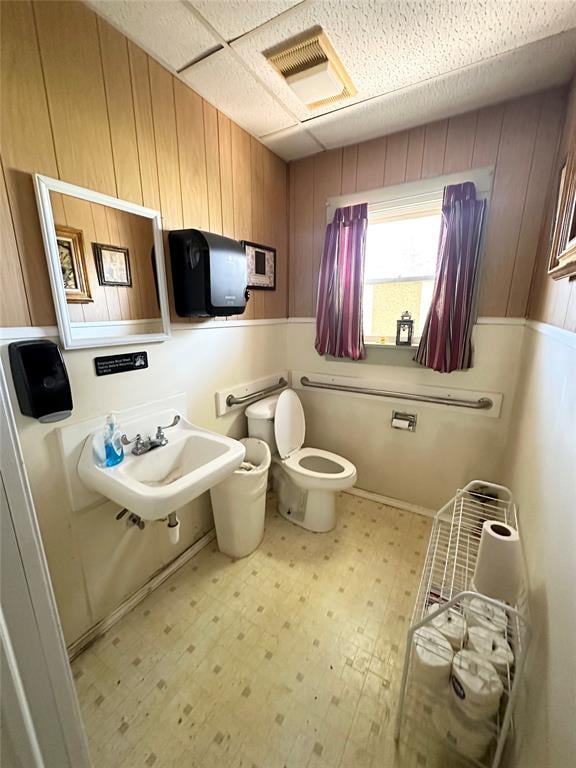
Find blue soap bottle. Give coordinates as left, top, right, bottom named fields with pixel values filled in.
left=104, top=413, right=124, bottom=467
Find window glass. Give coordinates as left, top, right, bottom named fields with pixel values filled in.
left=364, top=210, right=442, bottom=344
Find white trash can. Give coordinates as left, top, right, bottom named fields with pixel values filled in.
left=210, top=438, right=271, bottom=558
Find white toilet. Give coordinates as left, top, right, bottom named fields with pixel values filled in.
left=245, top=389, right=357, bottom=532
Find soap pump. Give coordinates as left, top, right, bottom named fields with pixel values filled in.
left=103, top=413, right=124, bottom=467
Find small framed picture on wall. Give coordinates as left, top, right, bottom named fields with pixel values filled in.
left=242, top=241, right=276, bottom=290
left=93, top=243, right=132, bottom=287
left=548, top=140, right=576, bottom=280
left=55, top=225, right=93, bottom=304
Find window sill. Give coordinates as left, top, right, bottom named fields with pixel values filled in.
left=326, top=341, right=421, bottom=368
left=365, top=341, right=420, bottom=350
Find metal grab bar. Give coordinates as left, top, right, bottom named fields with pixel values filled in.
left=226, top=378, right=288, bottom=407
left=300, top=376, right=493, bottom=410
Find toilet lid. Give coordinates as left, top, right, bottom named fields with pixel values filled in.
left=274, top=389, right=305, bottom=458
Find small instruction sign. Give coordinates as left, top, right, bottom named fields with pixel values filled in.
left=94, top=351, right=148, bottom=377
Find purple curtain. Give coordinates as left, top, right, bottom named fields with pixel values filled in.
left=414, top=182, right=485, bottom=373
left=315, top=203, right=368, bottom=360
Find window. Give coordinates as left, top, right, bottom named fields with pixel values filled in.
left=326, top=168, right=492, bottom=354
left=363, top=197, right=443, bottom=346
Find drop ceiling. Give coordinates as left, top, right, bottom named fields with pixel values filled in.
left=88, top=0, right=576, bottom=161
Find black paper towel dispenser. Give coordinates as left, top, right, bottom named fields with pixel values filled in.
left=9, top=340, right=73, bottom=422
left=168, top=229, right=248, bottom=317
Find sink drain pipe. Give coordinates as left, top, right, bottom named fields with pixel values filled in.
left=167, top=512, right=180, bottom=544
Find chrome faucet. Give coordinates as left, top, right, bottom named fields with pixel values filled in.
left=121, top=416, right=180, bottom=456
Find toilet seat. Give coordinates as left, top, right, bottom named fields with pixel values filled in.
left=273, top=390, right=357, bottom=491
left=284, top=447, right=356, bottom=480
left=281, top=447, right=357, bottom=491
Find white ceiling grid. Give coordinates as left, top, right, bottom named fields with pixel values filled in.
left=231, top=0, right=576, bottom=121
left=191, top=0, right=303, bottom=41
left=305, top=28, right=576, bottom=150
left=87, top=0, right=220, bottom=71
left=180, top=47, right=299, bottom=135
left=88, top=0, right=576, bottom=161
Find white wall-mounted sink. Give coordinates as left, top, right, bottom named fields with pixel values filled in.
left=78, top=409, right=245, bottom=520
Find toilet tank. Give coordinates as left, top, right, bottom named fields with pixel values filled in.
left=245, top=395, right=280, bottom=454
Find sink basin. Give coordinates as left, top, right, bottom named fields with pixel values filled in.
left=78, top=410, right=245, bottom=520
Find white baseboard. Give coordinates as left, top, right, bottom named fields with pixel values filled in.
left=67, top=529, right=216, bottom=660
left=345, top=487, right=435, bottom=518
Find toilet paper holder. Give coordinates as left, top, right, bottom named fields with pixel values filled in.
left=391, top=411, right=417, bottom=431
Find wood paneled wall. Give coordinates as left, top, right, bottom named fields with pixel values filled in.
left=529, top=77, right=576, bottom=332
left=51, top=194, right=157, bottom=322
left=288, top=90, right=567, bottom=318
left=0, top=1, right=288, bottom=328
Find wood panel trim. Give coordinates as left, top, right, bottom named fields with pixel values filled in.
left=218, top=112, right=234, bottom=239
left=128, top=41, right=161, bottom=211
left=479, top=95, right=542, bottom=316
left=34, top=0, right=117, bottom=195
left=1, top=0, right=59, bottom=325
left=203, top=101, right=222, bottom=235
left=1, top=1, right=289, bottom=328
left=507, top=90, right=565, bottom=316
left=0, top=160, right=31, bottom=326
left=421, top=119, right=448, bottom=178
left=405, top=127, right=425, bottom=182
left=288, top=92, right=567, bottom=320
left=97, top=18, right=143, bottom=205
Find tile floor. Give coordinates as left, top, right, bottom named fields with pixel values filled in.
left=72, top=492, right=440, bottom=768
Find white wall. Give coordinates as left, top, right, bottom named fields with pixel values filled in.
left=503, top=323, right=576, bottom=768
left=286, top=320, right=525, bottom=510
left=0, top=321, right=286, bottom=645
left=1, top=316, right=529, bottom=647
left=4, top=313, right=573, bottom=760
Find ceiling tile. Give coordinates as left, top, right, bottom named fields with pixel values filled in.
left=87, top=0, right=220, bottom=72
left=231, top=0, right=576, bottom=120
left=305, top=30, right=576, bottom=150
left=260, top=124, right=323, bottom=161
left=179, top=47, right=298, bottom=136
left=191, top=0, right=302, bottom=41
left=89, top=0, right=576, bottom=161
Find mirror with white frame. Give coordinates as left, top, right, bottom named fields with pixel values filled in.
left=34, top=174, right=171, bottom=349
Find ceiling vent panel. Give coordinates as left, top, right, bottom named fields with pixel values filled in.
left=265, top=28, right=356, bottom=110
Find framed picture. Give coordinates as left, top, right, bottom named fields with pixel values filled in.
left=93, top=243, right=132, bottom=287
left=549, top=140, right=576, bottom=280
left=242, top=241, right=276, bottom=290
left=55, top=225, right=93, bottom=303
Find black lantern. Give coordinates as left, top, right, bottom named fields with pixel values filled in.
left=396, top=310, right=414, bottom=346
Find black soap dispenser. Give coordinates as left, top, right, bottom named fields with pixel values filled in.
left=9, top=340, right=73, bottom=422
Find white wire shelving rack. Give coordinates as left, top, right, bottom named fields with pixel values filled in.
left=395, top=481, right=530, bottom=768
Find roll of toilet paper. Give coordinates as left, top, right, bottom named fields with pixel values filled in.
left=426, top=605, right=467, bottom=650
left=467, top=626, right=514, bottom=676
left=451, top=650, right=503, bottom=720
left=464, top=596, right=508, bottom=636
left=473, top=520, right=522, bottom=605
left=412, top=626, right=454, bottom=688
left=433, top=693, right=494, bottom=760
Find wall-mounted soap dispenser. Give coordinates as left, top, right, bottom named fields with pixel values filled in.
left=9, top=340, right=73, bottom=422
left=168, top=229, right=248, bottom=317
